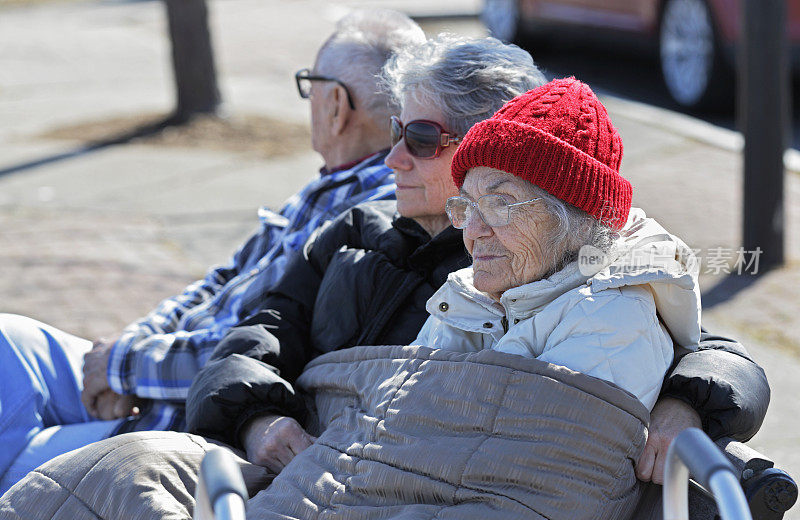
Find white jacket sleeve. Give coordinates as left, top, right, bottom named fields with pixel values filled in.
left=537, top=285, right=674, bottom=410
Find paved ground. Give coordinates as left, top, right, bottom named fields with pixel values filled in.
left=0, top=0, right=798, bottom=516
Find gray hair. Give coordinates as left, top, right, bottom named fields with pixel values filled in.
left=530, top=185, right=618, bottom=278
left=317, top=10, right=426, bottom=124
left=382, top=34, right=547, bottom=136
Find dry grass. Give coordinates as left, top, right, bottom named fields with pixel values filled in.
left=40, top=112, right=311, bottom=159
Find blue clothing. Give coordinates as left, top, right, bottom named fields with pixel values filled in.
left=0, top=314, right=121, bottom=495
left=0, top=418, right=118, bottom=495
left=0, top=152, right=395, bottom=491
left=107, top=151, right=394, bottom=435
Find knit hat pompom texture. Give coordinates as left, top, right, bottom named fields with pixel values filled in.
left=451, top=77, right=632, bottom=229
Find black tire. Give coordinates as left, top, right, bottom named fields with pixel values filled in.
left=658, top=0, right=734, bottom=111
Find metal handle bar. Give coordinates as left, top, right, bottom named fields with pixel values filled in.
left=664, top=427, right=752, bottom=520
left=194, top=448, right=248, bottom=520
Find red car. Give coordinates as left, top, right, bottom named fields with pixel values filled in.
left=482, top=0, right=800, bottom=110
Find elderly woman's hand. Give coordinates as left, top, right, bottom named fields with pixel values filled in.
left=241, top=414, right=317, bottom=473
left=635, top=397, right=702, bottom=484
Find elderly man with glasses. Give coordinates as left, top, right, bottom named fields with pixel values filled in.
left=0, top=9, right=424, bottom=494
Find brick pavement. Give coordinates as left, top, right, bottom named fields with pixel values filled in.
left=0, top=206, right=201, bottom=339
left=0, top=142, right=320, bottom=340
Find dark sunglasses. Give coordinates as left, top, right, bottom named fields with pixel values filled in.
left=294, top=68, right=356, bottom=110
left=390, top=116, right=461, bottom=159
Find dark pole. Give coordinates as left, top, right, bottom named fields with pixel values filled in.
left=739, top=0, right=788, bottom=271
left=163, top=0, right=221, bottom=123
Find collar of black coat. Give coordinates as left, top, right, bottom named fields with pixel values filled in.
left=391, top=215, right=469, bottom=276
left=392, top=214, right=462, bottom=245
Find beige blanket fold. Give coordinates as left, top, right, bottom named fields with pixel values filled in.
left=0, top=432, right=272, bottom=520
left=248, top=345, right=649, bottom=520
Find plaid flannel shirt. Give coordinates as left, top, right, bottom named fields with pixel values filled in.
left=107, top=151, right=394, bottom=434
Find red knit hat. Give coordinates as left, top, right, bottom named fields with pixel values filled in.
left=451, top=77, right=632, bottom=229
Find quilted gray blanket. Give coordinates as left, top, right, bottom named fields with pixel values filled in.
left=248, top=344, right=649, bottom=520
left=0, top=345, right=649, bottom=520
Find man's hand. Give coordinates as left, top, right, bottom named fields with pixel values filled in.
left=636, top=397, right=702, bottom=484
left=92, top=390, right=142, bottom=420
left=242, top=415, right=316, bottom=473
left=81, top=339, right=116, bottom=418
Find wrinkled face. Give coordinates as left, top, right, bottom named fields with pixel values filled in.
left=384, top=94, right=459, bottom=222
left=309, top=78, right=327, bottom=155
left=461, top=167, right=558, bottom=300
left=309, top=50, right=337, bottom=158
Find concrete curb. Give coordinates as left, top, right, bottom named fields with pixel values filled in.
left=599, top=93, right=800, bottom=174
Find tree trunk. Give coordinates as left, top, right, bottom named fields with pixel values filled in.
left=163, top=0, right=221, bottom=123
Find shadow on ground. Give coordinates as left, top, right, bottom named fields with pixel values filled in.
left=701, top=272, right=764, bottom=309
left=0, top=116, right=177, bottom=178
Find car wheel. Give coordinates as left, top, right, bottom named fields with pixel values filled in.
left=659, top=0, right=733, bottom=110
left=482, top=0, right=521, bottom=43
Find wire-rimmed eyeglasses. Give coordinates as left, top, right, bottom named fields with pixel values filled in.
left=445, top=194, right=543, bottom=229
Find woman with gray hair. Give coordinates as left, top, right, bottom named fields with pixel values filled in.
left=381, top=34, right=546, bottom=237
left=414, top=76, right=701, bottom=410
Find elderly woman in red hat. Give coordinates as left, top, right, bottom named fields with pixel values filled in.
left=414, top=77, right=702, bottom=411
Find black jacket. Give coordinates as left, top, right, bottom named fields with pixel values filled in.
left=186, top=201, right=769, bottom=448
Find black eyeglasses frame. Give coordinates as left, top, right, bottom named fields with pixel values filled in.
left=295, top=68, right=356, bottom=110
